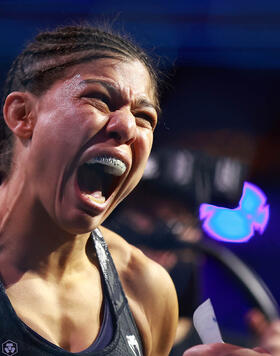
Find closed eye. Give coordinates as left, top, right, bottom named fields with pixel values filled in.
left=83, top=91, right=112, bottom=110
left=135, top=112, right=157, bottom=130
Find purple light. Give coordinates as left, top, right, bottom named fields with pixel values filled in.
left=199, top=182, right=269, bottom=243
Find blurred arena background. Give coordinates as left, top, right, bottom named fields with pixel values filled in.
left=1, top=0, right=280, bottom=353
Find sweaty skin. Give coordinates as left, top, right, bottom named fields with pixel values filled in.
left=0, top=58, right=178, bottom=355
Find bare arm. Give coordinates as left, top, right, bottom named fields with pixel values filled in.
left=101, top=226, right=179, bottom=356
left=120, top=244, right=179, bottom=356
left=142, top=257, right=179, bottom=355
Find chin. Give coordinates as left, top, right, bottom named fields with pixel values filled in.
left=56, top=212, right=104, bottom=236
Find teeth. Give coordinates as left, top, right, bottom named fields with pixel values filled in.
left=85, top=156, right=127, bottom=176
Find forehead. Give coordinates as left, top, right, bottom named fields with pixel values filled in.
left=56, top=58, right=155, bottom=103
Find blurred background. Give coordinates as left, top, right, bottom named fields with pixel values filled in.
left=1, top=0, right=280, bottom=353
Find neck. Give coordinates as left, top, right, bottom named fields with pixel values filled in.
left=0, top=172, right=94, bottom=287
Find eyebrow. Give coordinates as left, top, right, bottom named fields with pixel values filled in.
left=79, top=79, right=158, bottom=113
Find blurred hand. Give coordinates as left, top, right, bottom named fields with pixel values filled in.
left=182, top=343, right=270, bottom=356
left=247, top=309, right=280, bottom=355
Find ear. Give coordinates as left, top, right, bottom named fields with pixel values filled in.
left=3, top=91, right=36, bottom=139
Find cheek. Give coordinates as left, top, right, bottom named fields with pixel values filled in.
left=34, top=105, right=101, bottom=150
left=136, top=130, right=153, bottom=161
left=131, top=130, right=153, bottom=180
left=120, top=133, right=153, bottom=201
left=28, top=112, right=81, bottom=177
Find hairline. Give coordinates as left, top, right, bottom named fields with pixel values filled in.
left=26, top=53, right=160, bottom=112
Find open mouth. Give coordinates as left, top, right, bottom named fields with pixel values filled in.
left=77, top=156, right=127, bottom=204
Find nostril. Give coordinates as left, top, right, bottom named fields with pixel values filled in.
left=109, top=131, right=121, bottom=141
left=108, top=131, right=135, bottom=145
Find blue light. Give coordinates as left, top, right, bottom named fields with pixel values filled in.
left=199, top=182, right=269, bottom=243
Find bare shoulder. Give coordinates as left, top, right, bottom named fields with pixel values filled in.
left=99, top=226, right=177, bottom=300
left=100, top=226, right=178, bottom=356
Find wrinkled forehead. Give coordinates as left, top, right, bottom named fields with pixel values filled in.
left=60, top=57, right=157, bottom=107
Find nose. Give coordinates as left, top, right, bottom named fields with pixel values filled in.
left=106, top=108, right=137, bottom=145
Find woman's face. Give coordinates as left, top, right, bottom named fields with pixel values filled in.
left=21, top=58, right=158, bottom=234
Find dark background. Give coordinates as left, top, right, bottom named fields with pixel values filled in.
left=1, top=0, right=280, bottom=343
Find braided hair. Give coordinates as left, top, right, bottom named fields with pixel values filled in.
left=0, top=25, right=159, bottom=180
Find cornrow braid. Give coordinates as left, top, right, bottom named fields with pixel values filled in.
left=0, top=24, right=159, bottom=181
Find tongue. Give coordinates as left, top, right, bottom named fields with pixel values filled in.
left=90, top=191, right=106, bottom=203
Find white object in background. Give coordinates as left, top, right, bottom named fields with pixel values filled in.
left=193, top=298, right=224, bottom=344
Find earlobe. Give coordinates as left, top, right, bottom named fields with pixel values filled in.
left=3, top=91, right=35, bottom=139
